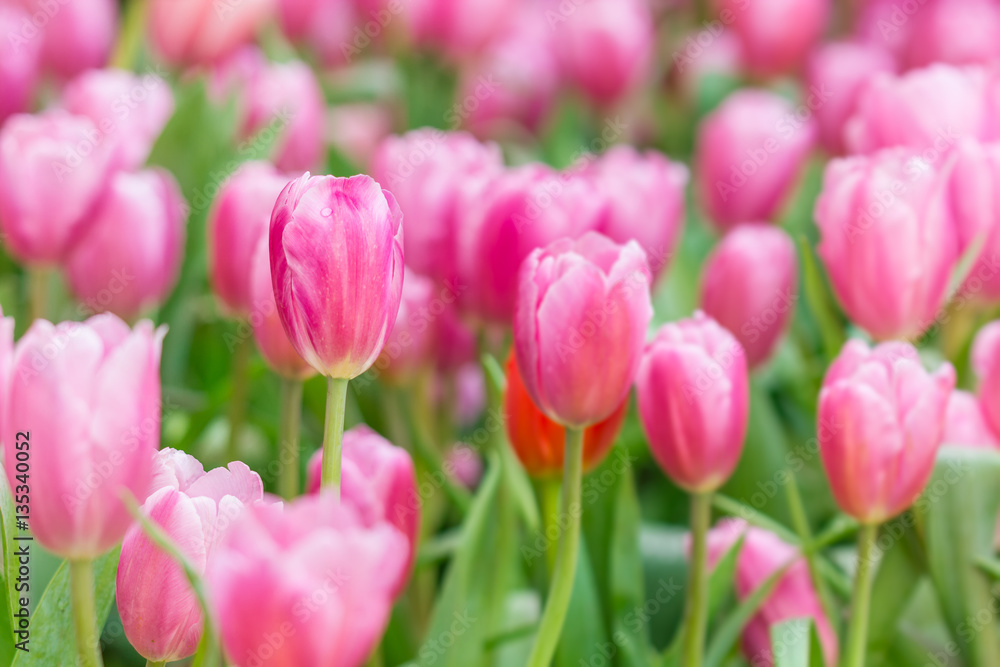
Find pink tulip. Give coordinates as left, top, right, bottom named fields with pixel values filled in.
left=806, top=41, right=896, bottom=155
left=248, top=238, right=316, bottom=380
left=946, top=140, right=1000, bottom=304
left=456, top=164, right=604, bottom=323
left=814, top=148, right=957, bottom=340
left=819, top=340, right=955, bottom=523
left=370, top=129, right=503, bottom=282
left=148, top=0, right=273, bottom=67
left=705, top=519, right=838, bottom=667
left=513, top=232, right=653, bottom=428
left=943, top=390, right=999, bottom=448
left=269, top=173, right=404, bottom=379
left=902, top=0, right=1000, bottom=69
left=207, top=495, right=408, bottom=667
left=117, top=449, right=266, bottom=663
left=244, top=59, right=325, bottom=172
left=2, top=314, right=164, bottom=558
left=637, top=312, right=749, bottom=492
left=973, top=321, right=1000, bottom=439
left=326, top=103, right=393, bottom=169
left=0, top=5, right=41, bottom=124
left=696, top=90, right=816, bottom=231
left=8, top=0, right=116, bottom=79
left=64, top=169, right=186, bottom=320
left=853, top=0, right=911, bottom=59
left=369, top=272, right=438, bottom=384
left=845, top=65, right=988, bottom=155
left=408, top=0, right=521, bottom=58
left=700, top=224, right=797, bottom=368
left=673, top=29, right=741, bottom=104
left=208, top=161, right=292, bottom=314
left=0, top=110, right=116, bottom=265
left=586, top=145, right=688, bottom=280
left=61, top=68, right=175, bottom=171
left=551, top=0, right=653, bottom=106
left=716, top=0, right=830, bottom=77
left=306, top=425, right=418, bottom=595
left=445, top=444, right=483, bottom=490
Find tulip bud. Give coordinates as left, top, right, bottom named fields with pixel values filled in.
left=0, top=110, right=116, bottom=265
left=973, top=321, right=1000, bottom=439
left=504, top=352, right=626, bottom=478
left=637, top=312, right=749, bottom=492
left=818, top=340, right=955, bottom=524
left=327, top=103, right=393, bottom=169
left=445, top=444, right=483, bottom=490
left=815, top=148, right=957, bottom=341
left=716, top=0, right=830, bottom=77
left=148, top=0, right=273, bottom=67
left=700, top=224, right=797, bottom=368
left=10, top=0, right=117, bottom=80
left=269, top=173, right=404, bottom=379
left=0, top=6, right=41, bottom=124
left=943, top=390, right=999, bottom=448
left=244, top=59, right=324, bottom=172
left=208, top=161, right=292, bottom=315
left=3, top=314, right=164, bottom=559
left=369, top=272, right=437, bottom=384
left=407, top=0, right=520, bottom=58
left=117, top=449, right=266, bottom=663
left=903, top=0, right=1000, bottom=70
left=513, top=232, right=652, bottom=428
left=946, top=140, right=1000, bottom=304
left=696, top=90, right=816, bottom=231
left=673, top=29, right=742, bottom=104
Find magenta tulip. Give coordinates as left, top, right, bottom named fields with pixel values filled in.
left=65, top=169, right=187, bottom=320
left=902, top=0, right=1000, bottom=70
left=814, top=148, right=958, bottom=341
left=716, top=0, right=830, bottom=77
left=973, top=321, right=1000, bottom=439
left=8, top=0, right=116, bottom=79
left=148, top=0, right=273, bottom=66
left=943, top=390, right=999, bottom=448
left=818, top=340, right=955, bottom=523
left=637, top=312, right=749, bottom=492
left=696, top=90, right=816, bottom=231
left=2, top=314, right=164, bottom=558
left=117, top=449, right=266, bottom=663
left=269, top=173, right=404, bottom=379
left=513, top=232, right=652, bottom=428
left=407, top=0, right=520, bottom=58
left=207, top=495, right=409, bottom=667
left=0, top=5, right=41, bottom=124
left=700, top=224, right=797, bottom=368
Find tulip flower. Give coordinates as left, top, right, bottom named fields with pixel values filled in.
left=326, top=103, right=393, bottom=168
left=973, top=321, right=1000, bottom=439
left=406, top=0, right=520, bottom=58
left=716, top=0, right=830, bottom=77
left=587, top=146, right=688, bottom=280
left=902, top=0, right=1000, bottom=70
left=306, top=425, right=418, bottom=596
left=946, top=140, right=1000, bottom=304
left=369, top=272, right=438, bottom=385
left=117, top=449, right=266, bottom=663
left=148, top=0, right=273, bottom=67
left=7, top=0, right=116, bottom=79
left=64, top=169, right=187, bottom=320
left=445, top=444, right=483, bottom=490
left=207, top=495, right=408, bottom=667
left=672, top=29, right=741, bottom=103
left=61, top=68, right=175, bottom=171
left=270, top=173, right=404, bottom=495
left=0, top=5, right=40, bottom=125
left=700, top=224, right=797, bottom=368
left=943, top=390, right=999, bottom=448
left=696, top=90, right=816, bottom=231
left=814, top=148, right=958, bottom=340
left=705, top=520, right=838, bottom=667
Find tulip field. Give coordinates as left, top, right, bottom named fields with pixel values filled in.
left=5, top=0, right=1000, bottom=666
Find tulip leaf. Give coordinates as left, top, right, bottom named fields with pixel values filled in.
left=769, top=618, right=826, bottom=667
left=554, top=544, right=608, bottom=667
left=11, top=548, right=119, bottom=667
left=865, top=515, right=925, bottom=665
left=796, top=235, right=845, bottom=362
left=638, top=525, right=689, bottom=651
left=706, top=533, right=744, bottom=622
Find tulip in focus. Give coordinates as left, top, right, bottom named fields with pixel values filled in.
left=815, top=148, right=957, bottom=341
left=65, top=169, right=187, bottom=320
left=148, top=0, right=273, bottom=66
left=973, top=321, right=1000, bottom=440
left=716, top=0, right=830, bottom=77
left=700, top=224, right=797, bottom=368
left=696, top=90, right=816, bottom=231
left=818, top=340, right=955, bottom=524
left=636, top=311, right=750, bottom=492
left=0, top=5, right=40, bottom=124
left=117, top=449, right=266, bottom=663
left=8, top=0, right=116, bottom=79
left=943, top=390, right=999, bottom=448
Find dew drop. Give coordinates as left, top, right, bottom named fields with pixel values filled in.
left=321, top=207, right=332, bottom=217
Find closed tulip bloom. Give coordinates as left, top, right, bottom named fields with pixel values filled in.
left=973, top=321, right=1000, bottom=439
left=943, top=390, right=999, bottom=448
left=117, top=449, right=266, bottom=663
left=306, top=425, right=418, bottom=596
left=326, top=103, right=393, bottom=168
left=148, top=0, right=273, bottom=66
left=902, top=0, right=1000, bottom=69
left=65, top=169, right=187, bottom=320
left=504, top=352, right=627, bottom=478
left=61, top=68, right=175, bottom=170
left=370, top=130, right=503, bottom=282
left=0, top=6, right=41, bottom=124
left=208, top=161, right=291, bottom=314
left=514, top=232, right=652, bottom=428
left=269, top=173, right=404, bottom=379
left=806, top=41, right=896, bottom=155
left=700, top=224, right=797, bottom=368
left=717, top=0, right=830, bottom=77
left=696, top=90, right=816, bottom=231
left=408, top=0, right=520, bottom=58
left=208, top=496, right=408, bottom=667
left=0, top=110, right=116, bottom=265
left=637, top=312, right=749, bottom=492
left=815, top=149, right=957, bottom=340
left=369, top=272, right=438, bottom=384
left=673, top=29, right=742, bottom=103
left=818, top=340, right=955, bottom=524
left=946, top=140, right=1000, bottom=303
left=7, top=0, right=116, bottom=79
left=3, top=314, right=164, bottom=558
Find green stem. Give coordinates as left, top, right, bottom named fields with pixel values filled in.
left=110, top=0, right=147, bottom=69
left=843, top=523, right=879, bottom=667
left=785, top=474, right=838, bottom=635
left=277, top=377, right=303, bottom=499
left=526, top=427, right=585, bottom=667
left=70, top=560, right=104, bottom=667
left=320, top=377, right=350, bottom=497
left=28, top=267, right=49, bottom=322
left=226, top=340, right=251, bottom=463
left=538, top=477, right=562, bottom=578
left=682, top=492, right=712, bottom=667
left=146, top=661, right=165, bottom=667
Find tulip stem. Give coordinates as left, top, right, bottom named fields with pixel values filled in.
left=146, top=661, right=165, bottom=667
left=682, top=492, right=712, bottom=667
left=226, top=340, right=251, bottom=463
left=28, top=267, right=50, bottom=322
left=278, top=377, right=304, bottom=499
left=527, top=427, right=584, bottom=667
left=320, top=377, right=350, bottom=497
left=843, top=523, right=879, bottom=667
left=70, top=559, right=104, bottom=667
left=538, top=478, right=562, bottom=577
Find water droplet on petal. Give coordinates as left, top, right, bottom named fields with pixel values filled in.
left=321, top=207, right=332, bottom=217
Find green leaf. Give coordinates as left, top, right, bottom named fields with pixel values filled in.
left=11, top=548, right=119, bottom=667
left=865, top=516, right=925, bottom=665
left=638, top=525, right=688, bottom=652
left=769, top=618, right=826, bottom=667
left=706, top=534, right=744, bottom=622
left=554, top=544, right=609, bottom=667
left=796, top=235, right=845, bottom=362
